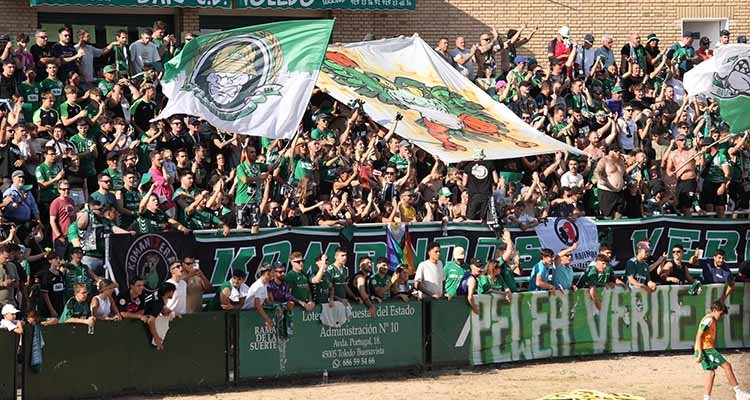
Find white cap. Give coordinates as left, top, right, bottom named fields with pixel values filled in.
left=454, top=247, right=466, bottom=260
left=559, top=26, right=571, bottom=38
left=1, top=304, right=19, bottom=315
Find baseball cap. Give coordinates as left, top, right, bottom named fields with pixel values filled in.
left=495, top=80, right=508, bottom=91
left=700, top=36, right=710, bottom=45
left=584, top=33, right=595, bottom=44
left=438, top=187, right=452, bottom=197
left=738, top=36, right=748, bottom=44
left=646, top=33, right=659, bottom=43
left=271, top=261, right=285, bottom=270
left=636, top=241, right=650, bottom=251
left=720, top=29, right=730, bottom=37
left=188, top=116, right=200, bottom=125
left=558, top=26, right=571, bottom=38
left=399, top=139, right=412, bottom=148
left=454, top=247, right=466, bottom=260
left=527, top=57, right=538, bottom=65
left=103, top=65, right=116, bottom=74
left=514, top=55, right=527, bottom=64
left=11, top=170, right=24, bottom=178
left=1, top=304, right=19, bottom=315
left=611, top=85, right=624, bottom=94
left=316, top=113, right=332, bottom=121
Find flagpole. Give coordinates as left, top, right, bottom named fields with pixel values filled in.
left=673, top=133, right=739, bottom=174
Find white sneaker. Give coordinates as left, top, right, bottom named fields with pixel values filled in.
left=736, top=388, right=750, bottom=400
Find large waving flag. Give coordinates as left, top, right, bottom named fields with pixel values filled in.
left=684, top=44, right=750, bottom=135
left=386, top=223, right=415, bottom=274
left=156, top=20, right=334, bottom=138
left=317, top=35, right=580, bottom=163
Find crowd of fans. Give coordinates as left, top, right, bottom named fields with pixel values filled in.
left=0, top=20, right=748, bottom=339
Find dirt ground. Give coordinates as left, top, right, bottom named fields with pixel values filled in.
left=160, top=351, right=750, bottom=400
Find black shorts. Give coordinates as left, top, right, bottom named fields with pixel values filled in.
left=676, top=179, right=697, bottom=210
left=598, top=189, right=626, bottom=218
left=467, top=194, right=490, bottom=221
left=701, top=181, right=727, bottom=206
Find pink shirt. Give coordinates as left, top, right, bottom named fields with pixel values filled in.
left=49, top=197, right=75, bottom=241
left=150, top=167, right=175, bottom=210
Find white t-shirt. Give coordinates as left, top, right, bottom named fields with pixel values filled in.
left=414, top=259, right=445, bottom=299
left=617, top=118, right=637, bottom=150
left=0, top=319, right=18, bottom=331
left=166, top=278, right=187, bottom=314
left=560, top=171, right=584, bottom=188
left=243, top=279, right=269, bottom=310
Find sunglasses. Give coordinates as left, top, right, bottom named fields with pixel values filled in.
left=38, top=36, right=48, bottom=39
left=59, top=187, right=70, bottom=191
left=672, top=250, right=683, bottom=254
left=291, top=259, right=303, bottom=263
left=100, top=180, right=111, bottom=184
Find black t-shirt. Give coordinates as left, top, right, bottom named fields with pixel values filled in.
left=572, top=117, right=592, bottom=138
left=0, top=74, right=18, bottom=100
left=39, top=269, right=66, bottom=317
left=30, top=44, right=54, bottom=82
left=143, top=293, right=166, bottom=317
left=117, top=290, right=146, bottom=314
left=51, top=42, right=79, bottom=81
left=463, top=161, right=494, bottom=196
left=0, top=143, right=21, bottom=178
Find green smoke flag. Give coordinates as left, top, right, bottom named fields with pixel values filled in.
left=684, top=44, right=750, bottom=135
left=156, top=20, right=334, bottom=139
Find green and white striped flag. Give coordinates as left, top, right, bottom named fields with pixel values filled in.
left=684, top=44, right=750, bottom=135
left=156, top=20, right=334, bottom=139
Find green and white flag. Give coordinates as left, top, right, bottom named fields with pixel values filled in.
left=156, top=20, right=334, bottom=139
left=684, top=44, right=750, bottom=135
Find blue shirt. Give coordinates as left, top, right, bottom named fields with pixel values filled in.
left=2, top=186, right=39, bottom=223
left=529, top=261, right=551, bottom=291
left=552, top=263, right=574, bottom=290
left=701, top=261, right=734, bottom=285
left=594, top=46, right=616, bottom=68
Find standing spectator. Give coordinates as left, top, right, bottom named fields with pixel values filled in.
left=0, top=304, right=23, bottom=335
left=656, top=244, right=696, bottom=285
left=51, top=28, right=83, bottom=83
left=625, top=241, right=660, bottom=292
left=33, top=94, right=60, bottom=137
left=328, top=247, right=354, bottom=304
left=90, top=173, right=116, bottom=207
left=49, top=180, right=74, bottom=256
left=434, top=37, right=457, bottom=69
left=529, top=248, right=557, bottom=292
left=503, top=24, right=537, bottom=75
left=0, top=245, right=18, bottom=308
left=0, top=61, right=18, bottom=101
left=74, top=29, right=115, bottom=89
left=130, top=83, right=157, bottom=135
left=235, top=146, right=267, bottom=229
left=70, top=118, right=97, bottom=194
left=36, top=147, right=64, bottom=224
left=594, top=35, right=617, bottom=69
left=350, top=257, right=376, bottom=317
left=59, top=282, right=94, bottom=327
left=143, top=282, right=176, bottom=350
left=19, top=66, right=41, bottom=124
left=696, top=37, right=713, bottom=61
left=211, top=269, right=248, bottom=311
left=582, top=254, right=616, bottom=311
left=461, top=259, right=485, bottom=314
left=443, top=246, right=467, bottom=299
left=91, top=278, right=121, bottom=321
left=145, top=150, right=175, bottom=217
left=414, top=242, right=444, bottom=300
left=474, top=29, right=502, bottom=78
left=595, top=146, right=626, bottom=218
left=369, top=258, right=392, bottom=302
left=665, top=134, right=698, bottom=215
left=118, top=276, right=147, bottom=322
left=3, top=170, right=39, bottom=226
left=284, top=251, right=314, bottom=311
left=165, top=261, right=186, bottom=315
left=463, top=149, right=497, bottom=221
left=620, top=32, right=647, bottom=74
left=574, top=33, right=596, bottom=79
left=390, top=265, right=413, bottom=302
left=29, top=31, right=55, bottom=84
left=129, top=29, right=161, bottom=75
left=245, top=264, right=274, bottom=330
left=449, top=36, right=477, bottom=81
left=667, top=32, right=700, bottom=76
left=116, top=170, right=140, bottom=229
left=717, top=29, right=730, bottom=49
left=309, top=253, right=334, bottom=305
left=548, top=26, right=573, bottom=64
left=478, top=259, right=516, bottom=302
left=182, top=256, right=210, bottom=314
left=63, top=247, right=97, bottom=301
left=110, top=30, right=130, bottom=76
left=699, top=137, right=731, bottom=218
left=551, top=242, right=579, bottom=290
left=267, top=261, right=294, bottom=310
left=701, top=249, right=734, bottom=301
left=39, top=252, right=65, bottom=319
left=40, top=63, right=64, bottom=107
left=60, top=85, right=86, bottom=136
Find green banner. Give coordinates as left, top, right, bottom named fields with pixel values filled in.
left=432, top=283, right=750, bottom=366
left=237, top=0, right=414, bottom=10
left=30, top=0, right=231, bottom=8
left=0, top=331, right=14, bottom=400
left=238, top=302, right=423, bottom=379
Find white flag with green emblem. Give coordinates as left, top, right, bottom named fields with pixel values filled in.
left=684, top=44, right=750, bottom=135
left=156, top=20, right=334, bottom=138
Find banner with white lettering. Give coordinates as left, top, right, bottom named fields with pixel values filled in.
left=534, top=217, right=599, bottom=270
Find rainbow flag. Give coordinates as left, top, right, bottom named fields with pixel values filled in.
left=385, top=223, right=415, bottom=274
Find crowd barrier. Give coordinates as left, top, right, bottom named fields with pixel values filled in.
left=2, top=284, right=748, bottom=399
left=105, top=217, right=750, bottom=295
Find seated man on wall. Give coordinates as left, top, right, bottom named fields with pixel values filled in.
left=701, top=249, right=735, bottom=301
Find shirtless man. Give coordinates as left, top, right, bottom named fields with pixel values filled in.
left=666, top=133, right=698, bottom=215
left=595, top=145, right=627, bottom=218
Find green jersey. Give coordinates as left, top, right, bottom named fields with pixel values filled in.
left=497, top=260, right=518, bottom=292
left=209, top=281, right=233, bottom=311
left=60, top=101, right=82, bottom=135
left=368, top=272, right=390, bottom=299
left=119, top=187, right=141, bottom=229
left=443, top=261, right=467, bottom=297
left=174, top=186, right=199, bottom=225
left=112, top=45, right=129, bottom=75
left=284, top=270, right=311, bottom=302
left=129, top=98, right=157, bottom=132
left=583, top=264, right=615, bottom=287
left=235, top=161, right=267, bottom=206
left=35, top=162, right=61, bottom=203
left=33, top=107, right=60, bottom=128
left=292, top=156, right=315, bottom=182
left=136, top=208, right=170, bottom=234
left=329, top=264, right=349, bottom=299
left=477, top=274, right=510, bottom=293
left=70, top=134, right=97, bottom=177
left=63, top=262, right=94, bottom=301
left=40, top=77, right=64, bottom=107
left=705, top=151, right=730, bottom=184
left=19, top=81, right=41, bottom=123
left=310, top=128, right=335, bottom=141
left=98, top=80, right=115, bottom=97
left=307, top=266, right=332, bottom=304
left=388, top=154, right=409, bottom=171
left=104, top=168, right=124, bottom=191
left=625, top=257, right=650, bottom=286
left=59, top=297, right=92, bottom=322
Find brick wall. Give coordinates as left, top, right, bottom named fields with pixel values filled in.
left=332, top=0, right=750, bottom=66
left=0, top=0, right=38, bottom=37
left=178, top=8, right=201, bottom=35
